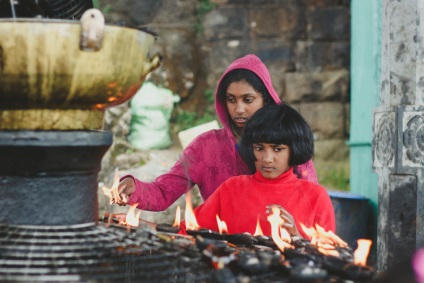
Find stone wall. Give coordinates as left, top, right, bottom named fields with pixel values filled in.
left=99, top=0, right=351, bottom=189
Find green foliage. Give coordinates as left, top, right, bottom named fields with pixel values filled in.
left=319, top=167, right=350, bottom=192
left=175, top=110, right=197, bottom=131
left=197, top=0, right=218, bottom=17
left=195, top=0, right=219, bottom=34
left=204, top=88, right=214, bottom=104
left=92, top=0, right=99, bottom=8
left=174, top=107, right=217, bottom=132
left=92, top=0, right=112, bottom=15
left=172, top=88, right=217, bottom=132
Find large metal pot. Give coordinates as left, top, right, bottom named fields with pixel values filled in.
left=0, top=18, right=160, bottom=130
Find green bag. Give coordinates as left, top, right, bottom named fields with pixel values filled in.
left=129, top=82, right=179, bottom=150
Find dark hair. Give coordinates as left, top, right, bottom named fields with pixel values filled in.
left=239, top=103, right=314, bottom=173
left=217, top=68, right=275, bottom=108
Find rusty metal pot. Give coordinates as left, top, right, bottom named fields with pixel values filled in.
left=0, top=18, right=160, bottom=130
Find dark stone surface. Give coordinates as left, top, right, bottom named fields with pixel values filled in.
left=0, top=131, right=112, bottom=225
left=305, top=0, right=348, bottom=6
left=295, top=41, right=350, bottom=71
left=150, top=28, right=199, bottom=100
left=380, top=175, right=417, bottom=270
left=306, top=7, right=350, bottom=40
left=208, top=39, right=252, bottom=72
left=285, top=71, right=349, bottom=103
left=102, top=0, right=163, bottom=26
left=0, top=174, right=99, bottom=225
left=203, top=7, right=248, bottom=40
left=297, top=102, right=346, bottom=138
left=250, top=6, right=306, bottom=39
left=390, top=72, right=415, bottom=106
left=0, top=131, right=112, bottom=174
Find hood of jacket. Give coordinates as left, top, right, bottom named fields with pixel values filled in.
left=214, top=54, right=282, bottom=137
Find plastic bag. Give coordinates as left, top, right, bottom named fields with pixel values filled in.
left=129, top=82, right=179, bottom=150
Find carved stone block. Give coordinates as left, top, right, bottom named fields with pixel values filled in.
left=373, top=109, right=396, bottom=169
left=402, top=111, right=424, bottom=167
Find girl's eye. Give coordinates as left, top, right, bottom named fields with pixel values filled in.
left=244, top=97, right=254, bottom=103
left=226, top=96, right=235, bottom=103
left=253, top=145, right=263, bottom=151
left=273, top=146, right=288, bottom=152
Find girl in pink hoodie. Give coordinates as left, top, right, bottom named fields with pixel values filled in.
left=116, top=54, right=317, bottom=211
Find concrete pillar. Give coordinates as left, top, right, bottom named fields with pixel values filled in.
left=373, top=0, right=424, bottom=271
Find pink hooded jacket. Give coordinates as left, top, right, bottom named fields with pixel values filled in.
left=124, top=54, right=317, bottom=211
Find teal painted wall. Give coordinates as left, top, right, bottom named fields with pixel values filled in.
left=349, top=0, right=381, bottom=246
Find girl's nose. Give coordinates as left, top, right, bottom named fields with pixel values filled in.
left=235, top=102, right=245, bottom=114
left=262, top=150, right=273, bottom=163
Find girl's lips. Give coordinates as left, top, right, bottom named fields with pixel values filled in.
left=261, top=166, right=274, bottom=171
left=234, top=117, right=247, bottom=122
left=234, top=117, right=247, bottom=127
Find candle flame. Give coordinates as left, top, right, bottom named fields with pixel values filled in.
left=300, top=223, right=317, bottom=242
left=300, top=223, right=348, bottom=248
left=267, top=207, right=293, bottom=251
left=172, top=206, right=181, bottom=227
left=216, top=215, right=228, bottom=234
left=315, top=224, right=348, bottom=248
left=185, top=193, right=199, bottom=230
left=279, top=227, right=292, bottom=243
left=125, top=204, right=141, bottom=227
left=101, top=168, right=121, bottom=204
left=299, top=223, right=352, bottom=258
left=253, top=215, right=264, bottom=236
left=354, top=239, right=372, bottom=266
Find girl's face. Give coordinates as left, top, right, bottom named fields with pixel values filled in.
left=226, top=81, right=265, bottom=129
left=253, top=143, right=291, bottom=179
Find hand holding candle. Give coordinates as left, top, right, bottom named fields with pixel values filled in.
left=266, top=204, right=301, bottom=237
left=114, top=177, right=136, bottom=206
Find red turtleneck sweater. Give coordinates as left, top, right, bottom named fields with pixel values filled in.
left=191, top=167, right=335, bottom=238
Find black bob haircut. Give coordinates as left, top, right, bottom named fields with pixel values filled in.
left=239, top=103, right=314, bottom=174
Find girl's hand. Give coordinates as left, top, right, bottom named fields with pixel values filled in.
left=266, top=204, right=302, bottom=237
left=113, top=177, right=136, bottom=206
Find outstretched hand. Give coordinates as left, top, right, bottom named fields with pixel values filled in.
left=113, top=177, right=136, bottom=206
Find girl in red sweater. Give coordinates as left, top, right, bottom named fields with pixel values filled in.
left=190, top=103, right=336, bottom=239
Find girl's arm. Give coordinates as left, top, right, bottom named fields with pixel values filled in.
left=118, top=155, right=197, bottom=211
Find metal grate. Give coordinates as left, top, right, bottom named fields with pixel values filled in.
left=0, top=0, right=93, bottom=19
left=45, top=0, right=93, bottom=19
left=0, top=223, right=213, bottom=282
